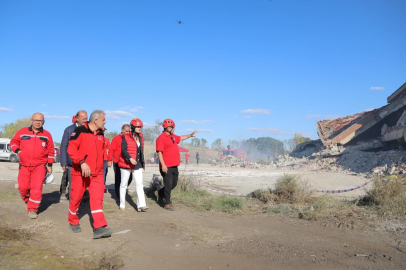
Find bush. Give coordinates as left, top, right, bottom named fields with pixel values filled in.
left=359, top=176, right=406, bottom=217
left=250, top=174, right=312, bottom=204
left=177, top=174, right=200, bottom=192
left=251, top=188, right=277, bottom=203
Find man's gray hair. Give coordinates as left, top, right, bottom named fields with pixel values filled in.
left=122, top=124, right=130, bottom=130
left=89, top=110, right=105, bottom=122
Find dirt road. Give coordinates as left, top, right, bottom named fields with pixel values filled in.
left=1, top=162, right=405, bottom=269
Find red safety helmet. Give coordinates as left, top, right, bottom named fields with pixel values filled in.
left=130, top=118, right=143, bottom=127
left=72, top=115, right=77, bottom=124
left=162, top=119, right=175, bottom=129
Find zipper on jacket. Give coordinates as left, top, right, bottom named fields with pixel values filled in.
left=32, top=131, right=37, bottom=166
left=94, top=133, right=98, bottom=175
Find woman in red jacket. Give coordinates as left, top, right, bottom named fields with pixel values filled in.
left=118, top=118, right=147, bottom=211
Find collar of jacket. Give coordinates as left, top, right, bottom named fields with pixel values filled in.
left=129, top=131, right=143, bottom=138
left=84, top=122, right=104, bottom=136
left=28, top=125, right=43, bottom=133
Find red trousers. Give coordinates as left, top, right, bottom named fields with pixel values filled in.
left=18, top=165, right=46, bottom=213
left=68, top=172, right=107, bottom=229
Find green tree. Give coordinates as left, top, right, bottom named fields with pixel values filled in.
left=104, top=131, right=118, bottom=141
left=283, top=133, right=311, bottom=152
left=211, top=138, right=224, bottom=151
left=241, top=137, right=284, bottom=160
left=143, top=119, right=163, bottom=142
left=200, top=138, right=208, bottom=148
left=1, top=117, right=31, bottom=138
left=256, top=137, right=284, bottom=160
left=294, top=132, right=311, bottom=145
left=228, top=140, right=240, bottom=149
left=283, top=139, right=296, bottom=152
left=191, top=138, right=200, bottom=147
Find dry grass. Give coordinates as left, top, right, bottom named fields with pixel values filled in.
left=0, top=224, right=124, bottom=270
left=251, top=174, right=366, bottom=222
left=251, top=174, right=312, bottom=204
left=251, top=174, right=406, bottom=223
left=0, top=224, right=31, bottom=242
left=90, top=252, right=124, bottom=270
left=171, top=174, right=246, bottom=213
left=358, top=175, right=406, bottom=217
left=177, top=173, right=200, bottom=192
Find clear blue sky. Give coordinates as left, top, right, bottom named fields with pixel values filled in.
left=0, top=0, right=405, bottom=145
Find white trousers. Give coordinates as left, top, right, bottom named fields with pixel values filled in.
left=119, top=168, right=146, bottom=209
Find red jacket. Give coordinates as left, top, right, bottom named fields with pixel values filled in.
left=104, top=137, right=110, bottom=161
left=68, top=123, right=106, bottom=176
left=109, top=134, right=123, bottom=163
left=10, top=126, right=54, bottom=166
left=118, top=133, right=144, bottom=169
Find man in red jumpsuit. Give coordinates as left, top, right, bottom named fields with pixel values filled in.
left=10, top=113, right=54, bottom=219
left=67, top=110, right=113, bottom=239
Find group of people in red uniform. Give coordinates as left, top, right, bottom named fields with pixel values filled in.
left=10, top=110, right=197, bottom=239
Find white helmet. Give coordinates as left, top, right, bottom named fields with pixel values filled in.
left=44, top=173, right=55, bottom=185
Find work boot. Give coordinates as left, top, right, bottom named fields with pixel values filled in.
left=28, top=210, right=38, bottom=219
left=164, top=204, right=175, bottom=211
left=69, top=224, right=81, bottom=233
left=93, top=227, right=113, bottom=239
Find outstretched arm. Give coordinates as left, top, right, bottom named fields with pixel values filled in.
left=180, top=130, right=197, bottom=141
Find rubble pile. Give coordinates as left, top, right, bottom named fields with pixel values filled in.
left=211, top=150, right=406, bottom=176
left=270, top=155, right=341, bottom=172
left=213, top=155, right=261, bottom=169
left=274, top=150, right=406, bottom=175
left=337, top=150, right=406, bottom=175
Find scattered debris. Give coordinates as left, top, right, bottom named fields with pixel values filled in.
left=210, top=149, right=406, bottom=177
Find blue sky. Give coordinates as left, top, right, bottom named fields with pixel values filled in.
left=0, top=0, right=405, bottom=145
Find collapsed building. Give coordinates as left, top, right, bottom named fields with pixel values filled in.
left=213, top=82, right=406, bottom=175
left=291, top=82, right=406, bottom=158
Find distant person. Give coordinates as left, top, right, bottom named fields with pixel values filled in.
left=185, top=152, right=189, bottom=165
left=196, top=152, right=200, bottom=165
left=54, top=148, right=60, bottom=163
left=118, top=118, right=147, bottom=212
left=156, top=119, right=197, bottom=211
left=67, top=110, right=112, bottom=239
left=60, top=111, right=88, bottom=200
left=154, top=152, right=159, bottom=164
left=103, top=136, right=110, bottom=193
left=109, top=124, right=132, bottom=202
left=10, top=113, right=55, bottom=219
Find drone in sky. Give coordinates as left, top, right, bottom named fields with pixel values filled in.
left=176, top=20, right=185, bottom=24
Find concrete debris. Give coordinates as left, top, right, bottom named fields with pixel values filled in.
left=290, top=140, right=323, bottom=158
left=211, top=150, right=406, bottom=176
